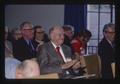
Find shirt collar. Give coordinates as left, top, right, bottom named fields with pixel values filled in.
left=51, top=41, right=61, bottom=49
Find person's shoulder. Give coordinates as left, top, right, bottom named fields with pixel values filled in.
left=43, top=41, right=50, bottom=46
left=5, top=57, right=21, bottom=79
left=98, top=38, right=107, bottom=45
left=5, top=57, right=21, bottom=64
left=38, top=42, right=51, bottom=49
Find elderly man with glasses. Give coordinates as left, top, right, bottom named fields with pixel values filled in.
left=98, top=23, right=115, bottom=79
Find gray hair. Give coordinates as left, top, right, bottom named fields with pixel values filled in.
left=103, top=23, right=115, bottom=33
left=49, top=26, right=62, bottom=35
left=11, top=28, right=21, bottom=34
left=20, top=21, right=33, bottom=30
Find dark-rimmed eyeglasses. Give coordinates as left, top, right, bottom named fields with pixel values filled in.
left=36, top=31, right=44, bottom=34
left=23, top=28, right=33, bottom=31
left=105, top=31, right=115, bottom=34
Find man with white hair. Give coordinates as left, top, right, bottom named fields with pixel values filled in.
left=37, top=26, right=81, bottom=78
left=5, top=57, right=40, bottom=79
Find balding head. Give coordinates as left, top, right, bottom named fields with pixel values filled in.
left=16, top=59, right=40, bottom=79
left=49, top=26, right=64, bottom=46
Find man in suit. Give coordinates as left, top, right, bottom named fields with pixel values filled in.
left=37, top=26, right=81, bottom=78
left=13, top=21, right=36, bottom=61
left=98, top=23, right=115, bottom=78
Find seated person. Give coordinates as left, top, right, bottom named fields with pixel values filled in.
left=13, top=21, right=36, bottom=61
left=33, top=25, right=50, bottom=52
left=62, top=25, right=74, bottom=47
left=37, top=26, right=85, bottom=79
left=5, top=26, right=13, bottom=57
left=71, top=29, right=92, bottom=56
left=5, top=57, right=40, bottom=79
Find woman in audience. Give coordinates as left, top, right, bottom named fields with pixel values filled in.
left=71, top=29, right=92, bottom=56
left=33, top=25, right=49, bottom=51
left=11, top=28, right=22, bottom=41
left=5, top=26, right=13, bottom=57
left=10, top=28, right=22, bottom=57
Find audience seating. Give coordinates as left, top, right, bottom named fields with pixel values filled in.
left=80, top=54, right=101, bottom=79
left=111, top=62, right=115, bottom=78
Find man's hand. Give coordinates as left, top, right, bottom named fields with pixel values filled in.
left=72, top=61, right=81, bottom=70
left=61, top=59, right=78, bottom=69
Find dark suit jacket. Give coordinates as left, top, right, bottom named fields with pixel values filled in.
left=98, top=38, right=115, bottom=78
left=13, top=37, right=36, bottom=61
left=37, top=42, right=72, bottom=76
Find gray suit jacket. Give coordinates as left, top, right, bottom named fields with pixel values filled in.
left=37, top=41, right=72, bottom=75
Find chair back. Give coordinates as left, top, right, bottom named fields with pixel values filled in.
left=81, top=54, right=101, bottom=79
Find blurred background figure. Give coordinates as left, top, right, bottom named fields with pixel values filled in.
left=33, top=25, right=49, bottom=51
left=71, top=29, right=92, bottom=57
left=10, top=28, right=22, bottom=56
left=62, top=25, right=74, bottom=47
left=5, top=57, right=40, bottom=79
left=98, top=23, right=115, bottom=78
left=5, top=26, right=13, bottom=57
left=11, top=28, right=22, bottom=41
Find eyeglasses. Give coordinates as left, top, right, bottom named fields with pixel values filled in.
left=14, top=33, right=22, bottom=35
left=36, top=31, right=44, bottom=34
left=23, top=28, right=33, bottom=31
left=105, top=31, right=115, bottom=34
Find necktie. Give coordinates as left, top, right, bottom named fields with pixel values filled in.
left=56, top=47, right=64, bottom=62
left=56, top=47, right=70, bottom=75
left=29, top=40, right=34, bottom=51
left=111, top=42, right=115, bottom=48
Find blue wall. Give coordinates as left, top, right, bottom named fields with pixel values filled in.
left=64, top=5, right=87, bottom=34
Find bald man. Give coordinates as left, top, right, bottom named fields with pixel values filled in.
left=5, top=57, right=40, bottom=79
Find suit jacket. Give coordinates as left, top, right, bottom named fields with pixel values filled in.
left=37, top=41, right=72, bottom=76
left=98, top=38, right=115, bottom=78
left=13, top=37, right=36, bottom=61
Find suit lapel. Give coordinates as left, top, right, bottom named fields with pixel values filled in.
left=47, top=42, right=64, bottom=64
